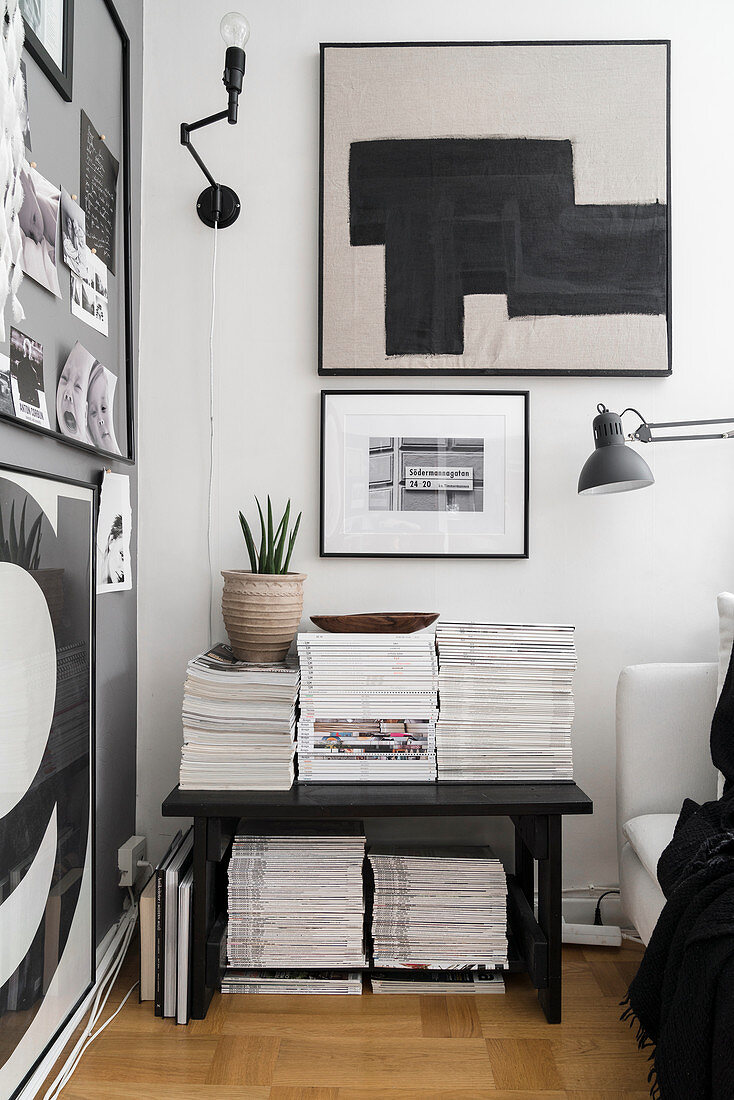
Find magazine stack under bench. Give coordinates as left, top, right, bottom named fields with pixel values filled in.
left=162, top=781, right=593, bottom=1023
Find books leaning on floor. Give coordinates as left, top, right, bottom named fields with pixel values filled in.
left=225, top=822, right=367, bottom=974
left=178, top=643, right=299, bottom=790
left=435, top=621, right=577, bottom=781
left=368, top=845, right=508, bottom=972
left=139, top=829, right=194, bottom=1023
left=297, top=632, right=438, bottom=781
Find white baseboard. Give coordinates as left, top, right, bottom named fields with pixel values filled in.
left=562, top=894, right=626, bottom=930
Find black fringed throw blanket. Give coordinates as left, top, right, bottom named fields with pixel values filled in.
left=623, top=645, right=734, bottom=1099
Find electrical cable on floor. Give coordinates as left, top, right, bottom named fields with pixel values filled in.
left=593, top=888, right=620, bottom=926
left=42, top=890, right=139, bottom=1099
left=207, top=227, right=218, bottom=647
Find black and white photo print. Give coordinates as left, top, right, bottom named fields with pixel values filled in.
left=60, top=187, right=87, bottom=279
left=9, top=327, right=49, bottom=428
left=70, top=249, right=109, bottom=337
left=368, top=438, right=484, bottom=513
left=18, top=164, right=61, bottom=298
left=96, top=471, right=131, bottom=592
left=0, top=352, right=14, bottom=416
left=56, top=342, right=119, bottom=454
left=320, top=42, right=670, bottom=376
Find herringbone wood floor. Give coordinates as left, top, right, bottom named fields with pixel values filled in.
left=43, top=940, right=651, bottom=1099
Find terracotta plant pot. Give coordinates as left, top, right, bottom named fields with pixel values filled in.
left=221, top=570, right=307, bottom=663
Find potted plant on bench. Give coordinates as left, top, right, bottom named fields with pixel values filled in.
left=221, top=496, right=304, bottom=663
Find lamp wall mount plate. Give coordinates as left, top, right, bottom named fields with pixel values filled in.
left=196, top=184, right=241, bottom=229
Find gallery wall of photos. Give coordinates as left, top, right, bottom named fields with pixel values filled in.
left=1, top=0, right=134, bottom=464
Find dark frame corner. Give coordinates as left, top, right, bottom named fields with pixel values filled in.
left=22, top=0, right=75, bottom=101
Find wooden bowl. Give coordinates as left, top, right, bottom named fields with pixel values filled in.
left=310, top=612, right=439, bottom=634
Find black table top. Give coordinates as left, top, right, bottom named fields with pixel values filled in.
left=163, top=781, right=593, bottom=819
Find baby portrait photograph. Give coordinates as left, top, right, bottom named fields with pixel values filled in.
left=18, top=164, right=61, bottom=298
left=56, top=341, right=120, bottom=453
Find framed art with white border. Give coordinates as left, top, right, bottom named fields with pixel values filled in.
left=320, top=391, right=529, bottom=558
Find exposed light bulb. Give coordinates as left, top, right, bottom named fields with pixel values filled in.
left=220, top=12, right=250, bottom=50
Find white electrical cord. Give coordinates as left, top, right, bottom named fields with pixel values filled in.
left=42, top=890, right=139, bottom=1099
left=207, top=227, right=218, bottom=647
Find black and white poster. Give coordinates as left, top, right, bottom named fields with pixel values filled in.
left=80, top=111, right=119, bottom=274
left=0, top=466, right=95, bottom=1100
left=321, top=390, right=528, bottom=557
left=18, top=165, right=61, bottom=298
left=9, top=327, right=49, bottom=429
left=96, top=471, right=131, bottom=592
left=320, top=42, right=670, bottom=376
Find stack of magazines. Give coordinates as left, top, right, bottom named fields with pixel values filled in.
left=221, top=969, right=362, bottom=994
left=435, top=622, right=577, bottom=781
left=369, top=845, right=508, bottom=971
left=371, top=970, right=504, bottom=994
left=178, top=644, right=299, bottom=790
left=297, top=632, right=438, bottom=781
left=225, top=822, right=367, bottom=977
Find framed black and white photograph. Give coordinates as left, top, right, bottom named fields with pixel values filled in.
left=319, top=41, right=670, bottom=376
left=0, top=464, right=95, bottom=1100
left=321, top=391, right=528, bottom=558
left=20, top=0, right=74, bottom=101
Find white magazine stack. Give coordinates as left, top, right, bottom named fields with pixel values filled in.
left=226, top=822, right=367, bottom=975
left=435, top=622, right=577, bottom=781
left=297, top=632, right=439, bottom=781
left=369, top=845, right=508, bottom=972
left=178, top=644, right=299, bottom=790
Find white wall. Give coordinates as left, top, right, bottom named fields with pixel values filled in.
left=137, top=0, right=734, bottom=887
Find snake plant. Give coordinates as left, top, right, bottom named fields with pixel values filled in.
left=238, top=496, right=301, bottom=574
left=0, top=499, right=43, bottom=569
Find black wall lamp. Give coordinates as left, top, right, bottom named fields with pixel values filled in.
left=578, top=403, right=734, bottom=495
left=180, top=12, right=250, bottom=229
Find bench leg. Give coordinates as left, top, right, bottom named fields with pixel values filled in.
left=536, top=815, right=562, bottom=1023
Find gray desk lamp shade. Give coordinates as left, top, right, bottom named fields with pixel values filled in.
left=578, top=405, right=655, bottom=495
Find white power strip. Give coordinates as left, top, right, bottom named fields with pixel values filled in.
left=562, top=918, right=622, bottom=947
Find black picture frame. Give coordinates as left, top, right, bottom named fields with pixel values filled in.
left=5, top=0, right=136, bottom=464
left=0, top=461, right=97, bottom=1100
left=320, top=389, right=530, bottom=559
left=21, top=0, right=75, bottom=102
left=318, top=40, right=672, bottom=377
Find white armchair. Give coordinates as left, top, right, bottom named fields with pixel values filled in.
left=616, top=662, right=719, bottom=943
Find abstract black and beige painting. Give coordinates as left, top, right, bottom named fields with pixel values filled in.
left=319, top=42, right=670, bottom=375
